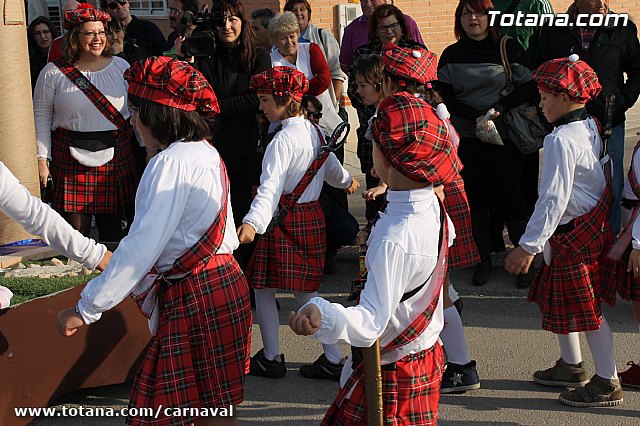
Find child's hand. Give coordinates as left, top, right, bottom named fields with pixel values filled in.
left=627, top=249, right=640, bottom=278
left=345, top=177, right=360, bottom=195
left=504, top=246, right=534, bottom=275
left=434, top=185, right=445, bottom=202
left=237, top=224, right=256, bottom=244
left=288, top=304, right=322, bottom=336
left=95, top=250, right=112, bottom=272
left=57, top=307, right=84, bottom=336
left=362, top=183, right=387, bottom=200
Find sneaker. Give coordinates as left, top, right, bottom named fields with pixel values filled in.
left=453, top=298, right=464, bottom=318
left=618, top=361, right=640, bottom=389
left=440, top=360, right=481, bottom=394
left=249, top=349, right=286, bottom=379
left=533, top=358, right=589, bottom=388
left=472, top=259, right=492, bottom=286
left=300, top=354, right=344, bottom=382
left=559, top=375, right=624, bottom=407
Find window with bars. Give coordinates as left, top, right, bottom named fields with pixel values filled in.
left=128, top=0, right=167, bottom=17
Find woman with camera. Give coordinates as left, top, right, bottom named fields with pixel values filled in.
left=184, top=1, right=270, bottom=268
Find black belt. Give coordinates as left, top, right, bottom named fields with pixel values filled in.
left=553, top=219, right=575, bottom=235
left=67, top=130, right=116, bottom=152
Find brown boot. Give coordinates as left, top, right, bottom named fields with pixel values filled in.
left=559, top=375, right=623, bottom=407
left=533, top=358, right=589, bottom=388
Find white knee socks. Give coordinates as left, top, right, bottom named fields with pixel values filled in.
left=440, top=306, right=471, bottom=365
left=294, top=291, right=343, bottom=364
left=585, top=317, right=618, bottom=380
left=557, top=332, right=582, bottom=365
left=254, top=288, right=280, bottom=361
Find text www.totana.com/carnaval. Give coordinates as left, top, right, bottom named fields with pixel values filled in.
left=14, top=405, right=234, bottom=418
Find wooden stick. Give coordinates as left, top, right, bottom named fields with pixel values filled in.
left=362, top=340, right=383, bottom=426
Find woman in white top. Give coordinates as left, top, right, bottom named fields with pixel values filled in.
left=33, top=5, right=139, bottom=245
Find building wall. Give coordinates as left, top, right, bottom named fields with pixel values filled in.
left=148, top=0, right=640, bottom=57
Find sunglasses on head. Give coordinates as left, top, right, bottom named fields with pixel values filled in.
left=307, top=111, right=322, bottom=120
left=107, top=0, right=127, bottom=10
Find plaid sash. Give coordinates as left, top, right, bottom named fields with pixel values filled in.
left=130, top=159, right=230, bottom=333
left=265, top=123, right=330, bottom=232
left=608, top=140, right=640, bottom=261
left=337, top=203, right=449, bottom=409
left=54, top=59, right=128, bottom=130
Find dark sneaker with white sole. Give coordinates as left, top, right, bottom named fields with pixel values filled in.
left=249, top=348, right=286, bottom=379
left=300, top=354, right=344, bottom=382
left=559, top=375, right=623, bottom=407
left=440, top=360, right=481, bottom=394
left=533, top=358, right=589, bottom=388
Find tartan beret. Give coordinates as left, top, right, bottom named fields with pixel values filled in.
left=250, top=66, right=309, bottom=103
left=533, top=54, right=602, bottom=104
left=63, top=4, right=110, bottom=30
left=371, top=92, right=461, bottom=185
left=124, top=56, right=220, bottom=119
left=381, top=43, right=438, bottom=85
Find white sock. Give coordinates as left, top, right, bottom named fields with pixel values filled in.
left=556, top=333, right=582, bottom=365
left=585, top=317, right=618, bottom=380
left=448, top=283, right=459, bottom=303
left=294, top=291, right=343, bottom=364
left=440, top=306, right=471, bottom=365
left=254, top=288, right=280, bottom=361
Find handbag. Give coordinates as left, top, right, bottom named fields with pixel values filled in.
left=499, top=36, right=551, bottom=155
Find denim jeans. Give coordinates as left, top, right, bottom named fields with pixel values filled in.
left=609, top=123, right=626, bottom=236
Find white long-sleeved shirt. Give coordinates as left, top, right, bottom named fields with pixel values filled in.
left=243, top=115, right=352, bottom=234
left=33, top=57, right=130, bottom=160
left=302, top=188, right=454, bottom=373
left=0, top=161, right=105, bottom=268
left=77, top=141, right=239, bottom=324
left=520, top=117, right=605, bottom=255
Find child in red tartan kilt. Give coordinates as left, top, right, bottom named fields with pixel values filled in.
left=600, top=139, right=640, bottom=389
left=505, top=54, right=623, bottom=407
left=237, top=66, right=359, bottom=381
left=57, top=57, right=252, bottom=426
left=289, top=45, right=463, bottom=425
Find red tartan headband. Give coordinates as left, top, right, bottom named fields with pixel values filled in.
left=63, top=4, right=111, bottom=30
left=371, top=92, right=460, bottom=185
left=381, top=43, right=438, bottom=85
left=250, top=66, right=309, bottom=102
left=124, top=56, right=220, bottom=119
left=533, top=54, right=602, bottom=104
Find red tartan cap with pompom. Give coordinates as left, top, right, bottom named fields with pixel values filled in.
left=250, top=66, right=309, bottom=102
left=63, top=4, right=111, bottom=30
left=380, top=43, right=438, bottom=85
left=371, top=92, right=460, bottom=185
left=533, top=54, right=602, bottom=104
left=124, top=56, right=220, bottom=119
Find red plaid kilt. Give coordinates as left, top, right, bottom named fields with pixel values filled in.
left=443, top=177, right=480, bottom=270
left=246, top=201, right=326, bottom=292
left=528, top=188, right=613, bottom=334
left=127, top=254, right=251, bottom=426
left=321, top=342, right=444, bottom=426
left=600, top=246, right=640, bottom=302
left=50, top=127, right=140, bottom=214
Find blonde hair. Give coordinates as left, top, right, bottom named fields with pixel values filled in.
left=268, top=11, right=300, bottom=38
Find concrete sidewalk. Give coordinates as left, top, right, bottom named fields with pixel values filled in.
left=30, top=105, right=640, bottom=425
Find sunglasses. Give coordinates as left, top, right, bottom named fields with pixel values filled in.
left=107, top=0, right=127, bottom=10
left=307, top=111, right=322, bottom=120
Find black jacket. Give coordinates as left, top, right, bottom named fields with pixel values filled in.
left=535, top=5, right=640, bottom=126
left=195, top=45, right=271, bottom=174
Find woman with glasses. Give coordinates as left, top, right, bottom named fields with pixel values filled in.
left=437, top=0, right=538, bottom=288
left=27, top=16, right=59, bottom=91
left=33, top=5, right=140, bottom=247
left=347, top=3, right=424, bottom=222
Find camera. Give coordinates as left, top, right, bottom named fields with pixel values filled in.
left=180, top=0, right=238, bottom=57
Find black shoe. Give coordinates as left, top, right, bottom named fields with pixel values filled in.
left=453, top=298, right=464, bottom=319
left=300, top=354, right=344, bottom=382
left=249, top=349, right=286, bottom=379
left=472, top=259, right=492, bottom=286
left=516, top=265, right=535, bottom=289
left=441, top=360, right=481, bottom=394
